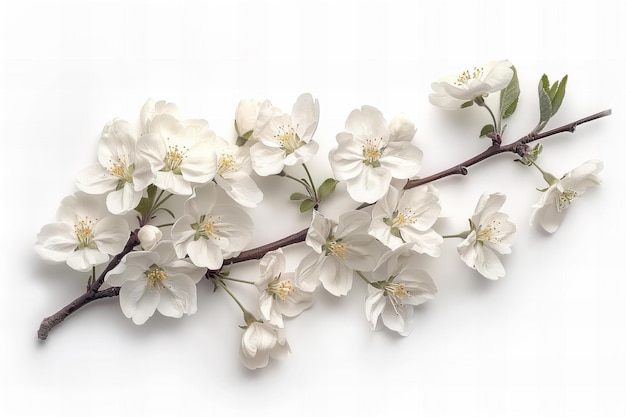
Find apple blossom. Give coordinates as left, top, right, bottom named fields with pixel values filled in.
left=457, top=193, right=516, bottom=280
left=250, top=93, right=320, bottom=176
left=214, top=137, right=263, bottom=207
left=171, top=183, right=253, bottom=269
left=329, top=106, right=422, bottom=203
left=295, top=210, right=384, bottom=296
left=369, top=184, right=443, bottom=256
left=76, top=119, right=154, bottom=214
left=35, top=192, right=130, bottom=272
left=255, top=249, right=313, bottom=327
left=240, top=321, right=290, bottom=370
left=105, top=241, right=205, bottom=325
left=429, top=60, right=514, bottom=110
left=530, top=160, right=603, bottom=233
left=363, top=245, right=437, bottom=336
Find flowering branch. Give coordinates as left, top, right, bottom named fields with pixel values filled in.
left=226, top=109, right=612, bottom=265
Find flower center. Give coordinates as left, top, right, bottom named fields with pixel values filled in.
left=162, top=140, right=187, bottom=174
left=324, top=239, right=350, bottom=259
left=477, top=220, right=503, bottom=244
left=275, top=125, right=303, bottom=154
left=267, top=276, right=294, bottom=302
left=362, top=138, right=384, bottom=168
left=192, top=214, right=222, bottom=240
left=383, top=281, right=410, bottom=315
left=557, top=189, right=578, bottom=211
left=109, top=157, right=135, bottom=189
left=74, top=217, right=96, bottom=250
left=145, top=264, right=168, bottom=288
left=455, top=67, right=484, bottom=86
left=218, top=152, right=237, bottom=175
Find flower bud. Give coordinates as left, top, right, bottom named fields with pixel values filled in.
left=235, top=99, right=260, bottom=138
left=137, top=225, right=162, bottom=251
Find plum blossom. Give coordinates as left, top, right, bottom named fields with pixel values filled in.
left=214, top=137, right=263, bottom=207
left=530, top=160, right=603, bottom=233
left=35, top=192, right=129, bottom=272
left=429, top=60, right=514, bottom=110
left=137, top=102, right=217, bottom=195
left=171, top=183, right=253, bottom=269
left=250, top=93, right=320, bottom=176
left=369, top=184, right=443, bottom=256
left=363, top=245, right=437, bottom=336
left=105, top=241, right=205, bottom=325
left=76, top=119, right=154, bottom=214
left=255, top=249, right=313, bottom=327
left=329, top=107, right=423, bottom=203
left=240, top=321, right=290, bottom=370
left=295, top=210, right=384, bottom=296
left=457, top=193, right=516, bottom=280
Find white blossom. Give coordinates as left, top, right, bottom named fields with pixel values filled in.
left=255, top=249, right=313, bottom=327
left=240, top=321, right=290, bottom=370
left=76, top=119, right=154, bottom=214
left=137, top=103, right=217, bottom=195
left=140, top=98, right=181, bottom=134
left=105, top=241, right=205, bottom=325
left=214, top=137, right=263, bottom=207
left=35, top=192, right=130, bottom=272
left=429, top=60, right=514, bottom=110
left=171, top=183, right=253, bottom=269
left=369, top=184, right=443, bottom=256
left=457, top=193, right=516, bottom=280
left=295, top=210, right=384, bottom=296
left=250, top=93, right=320, bottom=176
left=329, top=106, right=423, bottom=203
left=530, top=160, right=603, bottom=233
left=364, top=245, right=437, bottom=336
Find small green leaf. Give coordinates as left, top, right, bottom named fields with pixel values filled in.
left=541, top=74, right=550, bottom=93
left=318, top=178, right=338, bottom=199
left=499, top=65, right=520, bottom=120
left=480, top=124, right=495, bottom=137
left=550, top=74, right=568, bottom=116
left=535, top=77, right=553, bottom=132
left=461, top=100, right=474, bottom=109
left=299, top=199, right=316, bottom=213
left=548, top=80, right=559, bottom=101
left=290, top=192, right=310, bottom=201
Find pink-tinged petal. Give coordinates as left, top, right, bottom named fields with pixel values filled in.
left=319, top=258, right=353, bottom=296
left=346, top=166, right=392, bottom=204
left=187, top=239, right=223, bottom=269
left=345, top=106, right=389, bottom=143
left=157, top=274, right=198, bottom=317
left=93, top=216, right=130, bottom=255
left=66, top=248, right=109, bottom=272
left=76, top=165, right=118, bottom=194
left=120, top=279, right=160, bottom=325
left=35, top=223, right=77, bottom=262
left=250, top=142, right=286, bottom=176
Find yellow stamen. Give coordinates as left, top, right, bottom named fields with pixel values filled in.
left=455, top=67, right=484, bottom=86
left=218, top=152, right=237, bottom=175
left=275, top=125, right=302, bottom=154
left=74, top=217, right=96, bottom=249
left=326, top=240, right=350, bottom=259
left=162, top=141, right=187, bottom=173
left=557, top=189, right=578, bottom=211
left=145, top=265, right=168, bottom=288
left=268, top=278, right=295, bottom=302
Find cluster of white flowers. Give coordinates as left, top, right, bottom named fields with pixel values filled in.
left=36, top=60, right=605, bottom=370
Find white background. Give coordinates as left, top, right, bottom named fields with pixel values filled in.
left=1, top=0, right=625, bottom=416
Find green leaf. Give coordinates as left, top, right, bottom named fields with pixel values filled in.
left=299, top=199, right=316, bottom=213
left=480, top=124, right=495, bottom=137
left=290, top=192, right=310, bottom=201
left=499, top=65, right=520, bottom=120
left=541, top=74, right=550, bottom=93
left=318, top=178, right=338, bottom=199
left=460, top=100, right=474, bottom=109
left=550, top=74, right=567, bottom=116
left=535, top=77, right=553, bottom=132
left=134, top=184, right=158, bottom=218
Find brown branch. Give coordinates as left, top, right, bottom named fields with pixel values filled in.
left=37, top=232, right=139, bottom=340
